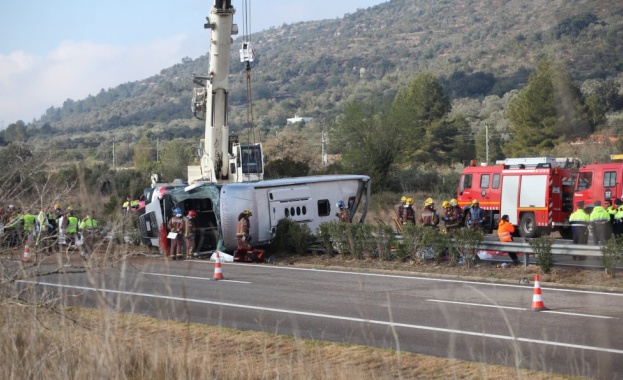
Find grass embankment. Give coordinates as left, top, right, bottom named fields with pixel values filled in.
left=0, top=302, right=580, bottom=379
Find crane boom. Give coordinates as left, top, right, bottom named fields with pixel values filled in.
left=189, top=0, right=263, bottom=184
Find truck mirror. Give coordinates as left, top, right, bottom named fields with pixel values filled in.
left=230, top=162, right=236, bottom=174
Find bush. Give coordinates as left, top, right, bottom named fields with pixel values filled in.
left=396, top=224, right=427, bottom=262
left=374, top=224, right=397, bottom=261
left=600, top=236, right=623, bottom=277
left=448, top=228, right=484, bottom=268
left=270, top=218, right=313, bottom=255
left=528, top=236, right=555, bottom=274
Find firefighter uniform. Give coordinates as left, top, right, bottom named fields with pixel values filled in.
left=167, top=208, right=185, bottom=259
left=419, top=198, right=439, bottom=227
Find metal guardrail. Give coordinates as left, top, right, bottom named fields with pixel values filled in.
left=480, top=239, right=603, bottom=258
left=394, top=234, right=603, bottom=259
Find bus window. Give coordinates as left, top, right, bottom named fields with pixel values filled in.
left=480, top=174, right=490, bottom=189
left=576, top=172, right=592, bottom=191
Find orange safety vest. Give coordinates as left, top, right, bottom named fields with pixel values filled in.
left=497, top=220, right=514, bottom=242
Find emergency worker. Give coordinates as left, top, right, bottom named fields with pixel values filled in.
left=336, top=200, right=350, bottom=223
left=403, top=198, right=417, bottom=225
left=167, top=207, right=185, bottom=260
left=21, top=209, right=37, bottom=246
left=184, top=210, right=197, bottom=258
left=37, top=206, right=52, bottom=254
left=569, top=201, right=589, bottom=244
left=419, top=198, right=439, bottom=227
left=66, top=210, right=79, bottom=247
left=80, top=210, right=99, bottom=258
left=236, top=209, right=252, bottom=250
left=122, top=196, right=131, bottom=213
left=396, top=196, right=407, bottom=221
left=468, top=200, right=485, bottom=230
left=497, top=214, right=519, bottom=264
left=605, top=199, right=616, bottom=222
left=442, top=200, right=461, bottom=232
left=614, top=200, right=623, bottom=237
left=589, top=200, right=611, bottom=245
left=448, top=198, right=463, bottom=230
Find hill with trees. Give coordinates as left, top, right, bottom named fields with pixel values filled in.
left=2, top=0, right=623, bottom=194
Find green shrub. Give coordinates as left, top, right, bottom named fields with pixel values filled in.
left=397, top=224, right=427, bottom=262
left=601, top=236, right=623, bottom=277
left=270, top=218, right=314, bottom=255
left=448, top=228, right=484, bottom=268
left=316, top=222, right=335, bottom=256
left=374, top=224, right=397, bottom=261
left=528, top=236, right=555, bottom=274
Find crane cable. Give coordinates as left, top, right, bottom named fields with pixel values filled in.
left=242, top=0, right=258, bottom=147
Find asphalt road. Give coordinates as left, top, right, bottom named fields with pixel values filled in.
left=13, top=257, right=623, bottom=378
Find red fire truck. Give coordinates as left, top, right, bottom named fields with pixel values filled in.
left=456, top=157, right=578, bottom=238
left=574, top=162, right=623, bottom=208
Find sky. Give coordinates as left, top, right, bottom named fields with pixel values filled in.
left=0, top=0, right=387, bottom=127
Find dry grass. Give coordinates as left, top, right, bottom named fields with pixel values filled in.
left=0, top=303, right=582, bottom=380
left=0, top=225, right=604, bottom=379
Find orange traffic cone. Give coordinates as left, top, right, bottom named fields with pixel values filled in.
left=213, top=251, right=224, bottom=280
left=531, top=274, right=547, bottom=311
left=22, top=243, right=31, bottom=263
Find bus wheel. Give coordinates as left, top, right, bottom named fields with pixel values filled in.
left=519, top=213, right=538, bottom=238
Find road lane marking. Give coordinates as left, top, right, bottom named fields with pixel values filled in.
left=141, top=272, right=251, bottom=284
left=17, top=280, right=623, bottom=356
left=194, top=262, right=623, bottom=297
left=427, top=299, right=614, bottom=319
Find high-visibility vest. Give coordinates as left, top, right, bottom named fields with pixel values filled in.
left=23, top=214, right=36, bottom=232
left=67, top=216, right=79, bottom=233
left=497, top=220, right=514, bottom=242
left=569, top=209, right=589, bottom=226
left=590, top=206, right=610, bottom=223
left=80, top=217, right=98, bottom=229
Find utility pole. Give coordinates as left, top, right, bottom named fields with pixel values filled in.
left=485, top=122, right=489, bottom=164
left=112, top=137, right=116, bottom=170
left=321, top=131, right=328, bottom=166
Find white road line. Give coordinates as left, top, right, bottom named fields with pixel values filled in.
left=141, top=272, right=251, bottom=284
left=427, top=299, right=614, bottom=319
left=17, top=280, right=623, bottom=356
left=193, top=262, right=623, bottom=297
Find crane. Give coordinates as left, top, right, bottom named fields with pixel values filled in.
left=189, top=0, right=263, bottom=184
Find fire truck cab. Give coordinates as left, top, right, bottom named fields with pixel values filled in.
left=457, top=157, right=578, bottom=238
left=574, top=162, right=623, bottom=209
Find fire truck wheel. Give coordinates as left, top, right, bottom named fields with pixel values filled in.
left=559, top=227, right=573, bottom=240
left=519, top=213, right=538, bottom=238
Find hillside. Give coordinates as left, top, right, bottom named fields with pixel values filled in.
left=31, top=0, right=623, bottom=136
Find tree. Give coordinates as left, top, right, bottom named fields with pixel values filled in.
left=390, top=73, right=452, bottom=164
left=4, top=121, right=28, bottom=143
left=264, top=157, right=310, bottom=178
left=504, top=58, right=591, bottom=157
left=159, top=140, right=194, bottom=182
left=330, top=99, right=400, bottom=191
left=132, top=135, right=158, bottom=175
